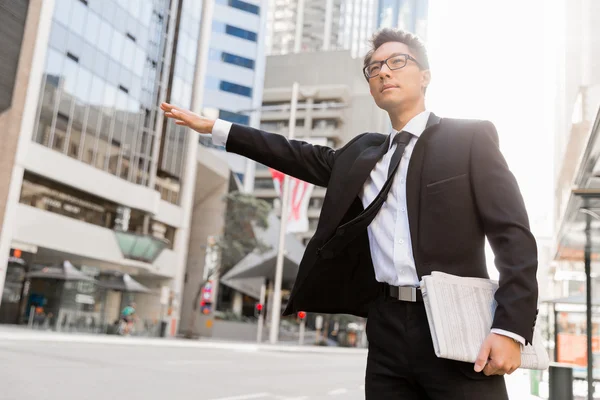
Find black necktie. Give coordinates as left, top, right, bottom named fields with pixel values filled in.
left=335, top=132, right=413, bottom=234
left=319, top=131, right=414, bottom=256
left=387, top=131, right=413, bottom=179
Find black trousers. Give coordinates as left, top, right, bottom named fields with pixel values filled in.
left=365, top=296, right=509, bottom=400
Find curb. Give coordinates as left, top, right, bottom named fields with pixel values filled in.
left=0, top=330, right=367, bottom=355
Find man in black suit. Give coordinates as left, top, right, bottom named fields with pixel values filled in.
left=162, top=28, right=538, bottom=399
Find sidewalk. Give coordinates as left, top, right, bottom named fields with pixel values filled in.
left=0, top=325, right=367, bottom=355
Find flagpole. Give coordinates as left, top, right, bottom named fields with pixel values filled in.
left=269, top=82, right=299, bottom=344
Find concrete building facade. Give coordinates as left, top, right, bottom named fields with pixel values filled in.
left=0, top=0, right=217, bottom=336
left=251, top=50, right=388, bottom=245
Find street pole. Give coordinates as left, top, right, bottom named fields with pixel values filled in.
left=585, top=208, right=593, bottom=400
left=580, top=205, right=599, bottom=400
left=256, top=278, right=266, bottom=343
left=269, top=82, right=299, bottom=345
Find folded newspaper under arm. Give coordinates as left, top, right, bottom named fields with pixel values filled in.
left=420, top=271, right=549, bottom=370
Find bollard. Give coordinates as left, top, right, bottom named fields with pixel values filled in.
left=299, top=319, right=305, bottom=345
left=549, top=363, right=573, bottom=400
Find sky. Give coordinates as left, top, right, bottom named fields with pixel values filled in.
left=423, top=0, right=562, bottom=279
left=425, top=0, right=560, bottom=240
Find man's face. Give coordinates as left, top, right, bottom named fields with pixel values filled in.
left=366, top=42, right=430, bottom=112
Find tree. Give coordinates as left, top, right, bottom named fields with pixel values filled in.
left=218, top=191, right=272, bottom=273
left=185, top=190, right=271, bottom=338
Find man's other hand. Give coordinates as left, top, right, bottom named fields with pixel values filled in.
left=474, top=333, right=521, bottom=376
left=160, top=102, right=215, bottom=134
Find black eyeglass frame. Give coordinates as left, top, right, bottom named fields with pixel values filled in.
left=363, top=54, right=423, bottom=79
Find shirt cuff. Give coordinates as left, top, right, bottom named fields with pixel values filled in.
left=491, top=329, right=526, bottom=346
left=211, top=119, right=233, bottom=148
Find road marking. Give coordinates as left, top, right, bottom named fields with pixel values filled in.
left=327, top=388, right=348, bottom=395
left=276, top=397, right=308, bottom=400
left=206, top=393, right=270, bottom=400
left=166, top=359, right=229, bottom=365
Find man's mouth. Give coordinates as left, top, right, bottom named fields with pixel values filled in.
left=381, top=84, right=398, bottom=92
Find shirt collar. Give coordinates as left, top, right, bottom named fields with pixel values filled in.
left=389, top=110, right=431, bottom=146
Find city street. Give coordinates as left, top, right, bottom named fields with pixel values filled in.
left=0, top=329, right=539, bottom=400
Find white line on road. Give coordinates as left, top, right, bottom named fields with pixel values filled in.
left=206, top=393, right=271, bottom=400
left=166, top=359, right=229, bottom=365
left=276, top=396, right=308, bottom=400
left=327, top=388, right=348, bottom=395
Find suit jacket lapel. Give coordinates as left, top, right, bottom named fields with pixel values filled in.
left=406, top=112, right=441, bottom=273
left=321, top=134, right=390, bottom=232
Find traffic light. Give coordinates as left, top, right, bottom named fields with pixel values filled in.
left=255, top=303, right=263, bottom=318
left=297, top=311, right=306, bottom=320
left=200, top=300, right=211, bottom=315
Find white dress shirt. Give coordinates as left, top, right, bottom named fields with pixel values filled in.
left=211, top=114, right=524, bottom=345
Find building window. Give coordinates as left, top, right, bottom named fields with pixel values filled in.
left=260, top=119, right=304, bottom=131
left=19, top=173, right=114, bottom=228
left=219, top=110, right=250, bottom=125
left=312, top=118, right=339, bottom=129
left=18, top=173, right=158, bottom=236
left=216, top=0, right=260, bottom=15
left=212, top=22, right=257, bottom=42
left=155, top=175, right=181, bottom=205
left=309, top=197, right=323, bottom=209
left=220, top=80, right=253, bottom=98
left=150, top=220, right=176, bottom=250
left=254, top=178, right=274, bottom=190
left=221, top=52, right=255, bottom=69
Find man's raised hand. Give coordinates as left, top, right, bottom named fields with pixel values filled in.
left=160, top=102, right=215, bottom=134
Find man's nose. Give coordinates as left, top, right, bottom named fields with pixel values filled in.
left=379, top=63, right=392, bottom=78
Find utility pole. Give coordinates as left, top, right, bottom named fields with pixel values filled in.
left=269, top=82, right=299, bottom=344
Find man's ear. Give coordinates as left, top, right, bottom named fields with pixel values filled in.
left=421, top=70, right=431, bottom=92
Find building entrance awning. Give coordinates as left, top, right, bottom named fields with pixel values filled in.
left=221, top=213, right=306, bottom=284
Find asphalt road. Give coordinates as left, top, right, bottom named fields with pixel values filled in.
left=0, top=339, right=366, bottom=400
left=0, top=330, right=538, bottom=400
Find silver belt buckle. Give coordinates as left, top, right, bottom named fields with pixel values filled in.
left=398, top=286, right=417, bottom=302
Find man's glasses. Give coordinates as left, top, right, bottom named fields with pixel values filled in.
left=363, top=54, right=423, bottom=79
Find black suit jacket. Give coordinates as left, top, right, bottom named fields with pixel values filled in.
left=225, top=113, right=539, bottom=344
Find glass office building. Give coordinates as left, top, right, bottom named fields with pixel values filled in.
left=377, top=0, right=429, bottom=39
left=32, top=0, right=201, bottom=203
left=0, top=0, right=206, bottom=336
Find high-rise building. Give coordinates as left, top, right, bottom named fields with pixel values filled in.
left=199, top=0, right=268, bottom=188
left=0, top=0, right=212, bottom=336
left=266, top=0, right=378, bottom=58
left=265, top=0, right=427, bottom=59
left=377, top=0, right=428, bottom=40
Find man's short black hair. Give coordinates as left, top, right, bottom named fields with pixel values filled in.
left=363, top=28, right=430, bottom=80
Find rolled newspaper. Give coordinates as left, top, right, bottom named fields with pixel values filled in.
left=420, top=271, right=549, bottom=370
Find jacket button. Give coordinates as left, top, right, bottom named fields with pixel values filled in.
left=338, top=228, right=345, bottom=236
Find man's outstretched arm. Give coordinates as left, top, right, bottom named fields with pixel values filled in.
left=161, top=103, right=335, bottom=187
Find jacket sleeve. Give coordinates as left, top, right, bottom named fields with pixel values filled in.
left=226, top=123, right=335, bottom=187
left=469, top=120, right=539, bottom=344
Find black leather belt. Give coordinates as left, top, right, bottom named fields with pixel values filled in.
left=386, top=284, right=423, bottom=302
